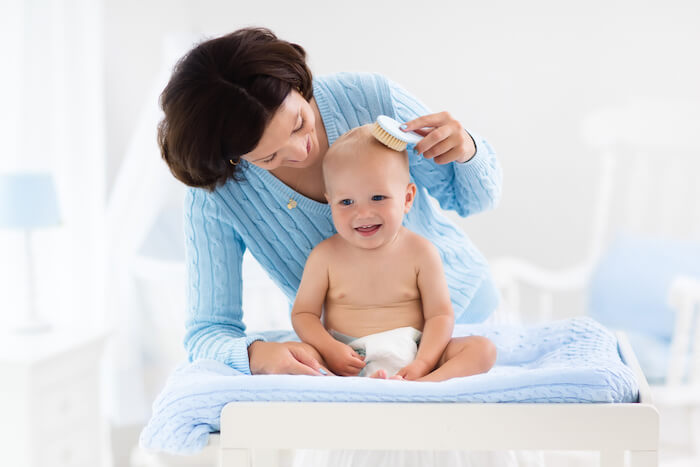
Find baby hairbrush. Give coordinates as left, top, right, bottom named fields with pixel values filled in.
left=371, top=115, right=422, bottom=151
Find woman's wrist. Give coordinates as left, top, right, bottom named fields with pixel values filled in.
left=247, top=340, right=264, bottom=373
left=456, top=130, right=477, bottom=163
left=248, top=340, right=278, bottom=374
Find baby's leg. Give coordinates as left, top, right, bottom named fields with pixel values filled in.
left=416, top=336, right=497, bottom=382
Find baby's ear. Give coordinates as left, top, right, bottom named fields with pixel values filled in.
left=404, top=183, right=417, bottom=213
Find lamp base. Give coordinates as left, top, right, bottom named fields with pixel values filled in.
left=13, top=318, right=52, bottom=334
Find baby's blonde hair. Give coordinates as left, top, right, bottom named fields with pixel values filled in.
left=323, top=124, right=410, bottom=187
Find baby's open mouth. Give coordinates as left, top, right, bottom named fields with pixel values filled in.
left=355, top=224, right=381, bottom=236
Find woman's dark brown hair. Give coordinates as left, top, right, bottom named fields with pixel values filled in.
left=157, top=27, right=313, bottom=190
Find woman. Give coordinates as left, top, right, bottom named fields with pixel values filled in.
left=158, top=27, right=502, bottom=376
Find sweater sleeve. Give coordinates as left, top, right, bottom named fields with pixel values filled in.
left=385, top=76, right=503, bottom=217
left=182, top=187, right=265, bottom=374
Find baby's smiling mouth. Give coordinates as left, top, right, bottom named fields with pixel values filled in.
left=355, top=224, right=381, bottom=236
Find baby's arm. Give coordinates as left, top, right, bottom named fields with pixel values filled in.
left=398, top=237, right=455, bottom=380
left=291, top=243, right=365, bottom=376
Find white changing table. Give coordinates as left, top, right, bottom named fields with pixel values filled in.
left=217, top=333, right=659, bottom=467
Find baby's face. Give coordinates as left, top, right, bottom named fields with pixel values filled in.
left=325, top=151, right=415, bottom=250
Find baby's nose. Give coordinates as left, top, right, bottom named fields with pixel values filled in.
left=355, top=205, right=374, bottom=219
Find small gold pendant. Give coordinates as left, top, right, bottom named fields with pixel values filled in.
left=287, top=198, right=297, bottom=210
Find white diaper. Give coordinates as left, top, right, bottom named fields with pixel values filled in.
left=330, top=326, right=423, bottom=377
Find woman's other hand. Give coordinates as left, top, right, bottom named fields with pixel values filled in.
left=321, top=341, right=366, bottom=376
left=401, top=112, right=476, bottom=164
left=248, top=341, right=332, bottom=376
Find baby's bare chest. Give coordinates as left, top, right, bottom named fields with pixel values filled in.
left=326, top=252, right=420, bottom=305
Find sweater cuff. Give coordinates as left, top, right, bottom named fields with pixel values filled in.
left=220, top=334, right=267, bottom=375
left=453, top=130, right=495, bottom=183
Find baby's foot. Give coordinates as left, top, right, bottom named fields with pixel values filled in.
left=369, top=370, right=405, bottom=380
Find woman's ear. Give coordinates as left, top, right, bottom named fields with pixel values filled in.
left=403, top=183, right=417, bottom=213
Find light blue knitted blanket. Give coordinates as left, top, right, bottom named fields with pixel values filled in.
left=140, top=317, right=639, bottom=455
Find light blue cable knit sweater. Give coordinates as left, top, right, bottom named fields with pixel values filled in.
left=183, top=72, right=503, bottom=374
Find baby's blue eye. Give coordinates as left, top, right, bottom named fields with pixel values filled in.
left=372, top=195, right=386, bottom=201
left=340, top=199, right=354, bottom=206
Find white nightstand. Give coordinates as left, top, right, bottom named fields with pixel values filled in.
left=0, top=328, right=108, bottom=467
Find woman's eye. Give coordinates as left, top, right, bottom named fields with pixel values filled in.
left=372, top=195, right=386, bottom=201
left=263, top=154, right=277, bottom=164
left=340, top=199, right=354, bottom=206
left=293, top=117, right=304, bottom=133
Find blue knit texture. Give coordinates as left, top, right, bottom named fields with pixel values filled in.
left=183, top=72, right=503, bottom=374
left=140, top=318, right=640, bottom=455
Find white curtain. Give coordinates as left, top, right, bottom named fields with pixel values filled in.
left=102, top=31, right=294, bottom=428
left=0, top=0, right=106, bottom=328
left=103, top=42, right=186, bottom=425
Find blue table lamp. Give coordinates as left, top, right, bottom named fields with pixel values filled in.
left=0, top=172, right=62, bottom=332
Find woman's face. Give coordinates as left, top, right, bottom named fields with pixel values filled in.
left=240, top=90, right=320, bottom=170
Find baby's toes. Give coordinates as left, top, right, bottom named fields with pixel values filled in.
left=370, top=369, right=387, bottom=379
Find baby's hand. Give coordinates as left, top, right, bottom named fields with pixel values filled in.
left=321, top=341, right=366, bottom=376
left=395, top=359, right=433, bottom=381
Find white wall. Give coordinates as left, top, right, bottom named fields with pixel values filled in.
left=103, top=0, right=700, bottom=269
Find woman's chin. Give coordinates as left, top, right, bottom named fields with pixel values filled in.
left=283, top=158, right=310, bottom=169
left=297, top=154, right=319, bottom=169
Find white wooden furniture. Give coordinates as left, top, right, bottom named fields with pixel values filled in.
left=217, top=333, right=658, bottom=467
left=491, top=99, right=700, bottom=463
left=492, top=98, right=700, bottom=325
left=0, top=329, right=107, bottom=467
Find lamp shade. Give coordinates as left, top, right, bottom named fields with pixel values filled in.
left=0, top=172, right=62, bottom=229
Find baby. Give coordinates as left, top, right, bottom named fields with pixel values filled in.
left=291, top=124, right=497, bottom=381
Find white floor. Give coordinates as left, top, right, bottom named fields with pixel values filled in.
left=130, top=447, right=699, bottom=467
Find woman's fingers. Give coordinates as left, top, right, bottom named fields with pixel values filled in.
left=415, top=129, right=453, bottom=159
left=288, top=344, right=334, bottom=376
left=287, top=359, right=325, bottom=376
left=289, top=345, right=320, bottom=367
left=401, top=111, right=452, bottom=133
left=401, top=111, right=476, bottom=163
left=409, top=127, right=431, bottom=137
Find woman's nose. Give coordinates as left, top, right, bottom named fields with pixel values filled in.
left=284, top=139, right=308, bottom=164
